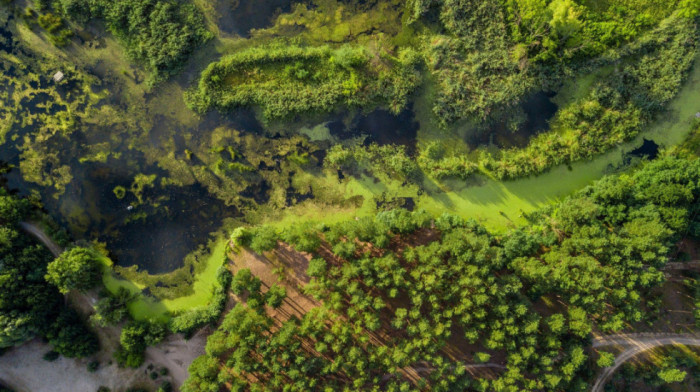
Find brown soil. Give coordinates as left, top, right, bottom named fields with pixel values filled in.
left=229, top=245, right=320, bottom=322
left=228, top=235, right=509, bottom=384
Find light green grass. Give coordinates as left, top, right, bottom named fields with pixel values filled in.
left=160, top=239, right=228, bottom=310
left=259, top=52, right=700, bottom=232
left=101, top=53, right=700, bottom=321
left=100, top=237, right=228, bottom=322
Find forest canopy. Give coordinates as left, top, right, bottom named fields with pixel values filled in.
left=52, top=0, right=212, bottom=85
left=0, top=190, right=98, bottom=358
left=185, top=155, right=700, bottom=391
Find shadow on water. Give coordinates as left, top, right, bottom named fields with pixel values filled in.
left=215, top=0, right=293, bottom=37
left=328, top=105, right=420, bottom=153
left=467, top=91, right=558, bottom=148
left=104, top=183, right=236, bottom=274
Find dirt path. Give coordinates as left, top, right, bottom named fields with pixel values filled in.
left=591, top=333, right=700, bottom=392
left=663, top=261, right=700, bottom=271
left=19, top=221, right=63, bottom=257
left=229, top=245, right=320, bottom=322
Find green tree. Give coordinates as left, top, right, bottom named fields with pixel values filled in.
left=657, top=368, right=686, bottom=383
left=46, top=247, right=102, bottom=294
left=265, top=285, right=287, bottom=309
left=596, top=351, right=615, bottom=367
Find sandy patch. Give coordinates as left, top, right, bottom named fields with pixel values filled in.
left=0, top=339, right=149, bottom=392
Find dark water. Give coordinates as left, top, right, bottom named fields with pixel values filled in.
left=1, top=0, right=563, bottom=276
left=216, top=0, right=293, bottom=37
left=104, top=184, right=236, bottom=274
left=628, top=138, right=659, bottom=159
left=0, top=18, right=16, bottom=53
left=31, top=156, right=239, bottom=274
left=328, top=106, right=420, bottom=153
left=468, top=91, right=558, bottom=148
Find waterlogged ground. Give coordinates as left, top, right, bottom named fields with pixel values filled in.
left=262, top=51, right=700, bottom=232
left=1, top=1, right=699, bottom=322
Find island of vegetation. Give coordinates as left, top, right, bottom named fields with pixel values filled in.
left=0, top=0, right=700, bottom=391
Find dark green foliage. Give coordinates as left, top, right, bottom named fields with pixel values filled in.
left=249, top=226, right=278, bottom=254
left=610, top=346, right=700, bottom=390
left=58, top=0, right=212, bottom=85
left=0, top=189, right=98, bottom=358
left=116, top=320, right=166, bottom=368
left=481, top=15, right=698, bottom=180
left=43, top=350, right=60, bottom=361
left=186, top=156, right=700, bottom=391
left=157, top=381, right=173, bottom=392
left=46, top=247, right=103, bottom=294
left=45, top=308, right=99, bottom=357
left=421, top=0, right=697, bottom=127
left=88, top=360, right=100, bottom=372
left=91, top=288, right=135, bottom=327
left=265, top=285, right=287, bottom=309
left=280, top=222, right=321, bottom=253
left=324, top=144, right=421, bottom=183
left=231, top=268, right=262, bottom=296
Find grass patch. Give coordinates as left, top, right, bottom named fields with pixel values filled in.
left=99, top=237, right=229, bottom=322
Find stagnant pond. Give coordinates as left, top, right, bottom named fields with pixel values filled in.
left=4, top=0, right=695, bottom=277
left=0, top=86, right=631, bottom=275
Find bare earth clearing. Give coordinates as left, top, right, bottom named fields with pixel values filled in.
left=0, top=330, right=206, bottom=392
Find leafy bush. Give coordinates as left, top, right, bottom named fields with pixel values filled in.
left=46, top=247, right=103, bottom=294
left=58, top=0, right=211, bottom=85
left=43, top=351, right=60, bottom=361
left=87, top=360, right=100, bottom=372
left=116, top=320, right=166, bottom=368
left=186, top=44, right=421, bottom=120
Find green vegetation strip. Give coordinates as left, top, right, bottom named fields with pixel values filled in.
left=101, top=239, right=228, bottom=322
left=267, top=49, right=700, bottom=232
left=186, top=43, right=420, bottom=120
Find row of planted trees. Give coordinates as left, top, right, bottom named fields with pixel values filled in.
left=183, top=156, right=700, bottom=391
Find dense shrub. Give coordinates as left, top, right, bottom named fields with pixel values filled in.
left=116, top=320, right=166, bottom=368
left=46, top=247, right=103, bottom=294
left=169, top=267, right=232, bottom=338
left=58, top=0, right=211, bottom=85
left=186, top=44, right=421, bottom=120
left=0, top=189, right=98, bottom=358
